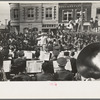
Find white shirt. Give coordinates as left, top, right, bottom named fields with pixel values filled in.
left=37, top=36, right=47, bottom=46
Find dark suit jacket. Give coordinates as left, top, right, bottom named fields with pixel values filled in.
left=11, top=57, right=26, bottom=74
left=70, top=58, right=77, bottom=74
left=36, top=73, right=54, bottom=81
left=54, top=69, right=74, bottom=81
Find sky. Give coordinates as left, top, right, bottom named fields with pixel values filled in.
left=0, top=2, right=10, bottom=25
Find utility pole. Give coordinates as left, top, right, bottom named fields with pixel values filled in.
left=5, top=19, right=8, bottom=26
left=5, top=19, right=8, bottom=29
left=81, top=3, right=83, bottom=32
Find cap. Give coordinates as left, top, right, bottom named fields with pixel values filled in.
left=57, top=57, right=67, bottom=66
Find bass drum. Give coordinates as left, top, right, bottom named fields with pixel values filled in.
left=76, top=42, right=100, bottom=79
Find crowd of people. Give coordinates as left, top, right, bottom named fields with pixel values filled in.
left=0, top=24, right=99, bottom=81
left=62, top=16, right=99, bottom=33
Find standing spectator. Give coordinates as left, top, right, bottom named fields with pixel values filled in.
left=77, top=15, right=82, bottom=32
left=66, top=20, right=74, bottom=32
left=94, top=16, right=98, bottom=32
left=75, top=18, right=79, bottom=32
left=1, top=46, right=9, bottom=60
left=90, top=18, right=94, bottom=31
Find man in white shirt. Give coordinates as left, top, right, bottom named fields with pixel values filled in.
left=37, top=33, right=48, bottom=51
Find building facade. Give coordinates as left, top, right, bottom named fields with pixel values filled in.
left=10, top=3, right=58, bottom=33
left=91, top=2, right=100, bottom=26
left=10, top=2, right=100, bottom=33
left=59, top=3, right=91, bottom=24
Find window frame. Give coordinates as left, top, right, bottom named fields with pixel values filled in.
left=75, top=9, right=87, bottom=21
left=14, top=9, right=19, bottom=19
left=62, top=10, right=73, bottom=22
left=97, top=8, right=100, bottom=15
left=27, top=8, right=35, bottom=19
left=45, top=7, right=52, bottom=20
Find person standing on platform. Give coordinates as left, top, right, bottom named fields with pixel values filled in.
left=75, top=18, right=79, bottom=32
left=89, top=18, right=94, bottom=31
left=94, top=16, right=98, bottom=32
left=77, top=16, right=82, bottom=32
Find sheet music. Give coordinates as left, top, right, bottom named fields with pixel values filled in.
left=24, top=51, right=32, bottom=59
left=26, top=60, right=43, bottom=73
left=65, top=59, right=72, bottom=71
left=31, top=51, right=35, bottom=54
left=53, top=61, right=59, bottom=72
left=39, top=51, right=50, bottom=61
left=43, top=52, right=50, bottom=61
left=3, top=60, right=11, bottom=72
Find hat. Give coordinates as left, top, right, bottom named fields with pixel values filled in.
left=18, top=51, right=24, bottom=57
left=57, top=57, right=67, bottom=66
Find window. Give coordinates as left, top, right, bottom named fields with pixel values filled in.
left=97, top=8, right=100, bottom=14
left=76, top=11, right=86, bottom=21
left=45, top=8, right=52, bottom=19
left=63, top=11, right=72, bottom=21
left=76, top=12, right=80, bottom=19
left=14, top=9, right=18, bottom=19
left=27, top=8, right=34, bottom=18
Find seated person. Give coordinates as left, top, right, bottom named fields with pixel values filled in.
left=11, top=50, right=26, bottom=75
left=54, top=57, right=74, bottom=81
left=36, top=61, right=54, bottom=81
left=10, top=51, right=31, bottom=81
left=10, top=66, right=31, bottom=81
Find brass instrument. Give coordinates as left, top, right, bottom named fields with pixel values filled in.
left=76, top=42, right=100, bottom=79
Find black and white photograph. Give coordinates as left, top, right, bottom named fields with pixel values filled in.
left=1, top=1, right=100, bottom=99
left=0, top=1, right=100, bottom=81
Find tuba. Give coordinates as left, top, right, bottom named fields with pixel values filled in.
left=76, top=42, right=100, bottom=79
